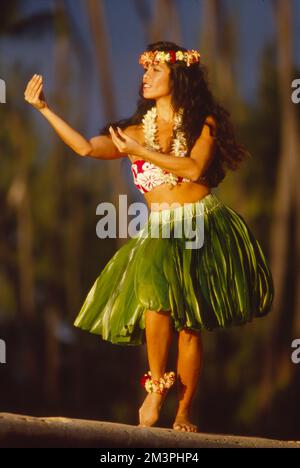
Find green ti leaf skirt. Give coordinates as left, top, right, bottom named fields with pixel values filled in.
left=73, top=193, right=274, bottom=345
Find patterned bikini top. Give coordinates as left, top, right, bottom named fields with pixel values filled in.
left=131, top=159, right=191, bottom=194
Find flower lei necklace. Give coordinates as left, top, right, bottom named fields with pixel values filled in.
left=142, top=106, right=188, bottom=158
left=138, top=106, right=191, bottom=187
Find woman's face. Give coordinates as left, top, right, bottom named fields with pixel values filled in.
left=142, top=62, right=171, bottom=99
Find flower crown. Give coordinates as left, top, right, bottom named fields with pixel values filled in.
left=139, top=49, right=201, bottom=68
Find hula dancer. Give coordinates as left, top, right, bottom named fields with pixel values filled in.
left=24, top=41, right=274, bottom=433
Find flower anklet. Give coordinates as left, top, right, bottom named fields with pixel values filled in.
left=140, top=371, right=176, bottom=395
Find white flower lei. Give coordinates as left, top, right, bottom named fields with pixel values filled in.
left=142, top=106, right=187, bottom=157
left=141, top=106, right=189, bottom=186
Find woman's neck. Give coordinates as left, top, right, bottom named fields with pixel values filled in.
left=155, top=97, right=174, bottom=124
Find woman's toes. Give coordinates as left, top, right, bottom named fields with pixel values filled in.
left=173, top=420, right=198, bottom=432
left=173, top=423, right=186, bottom=431
left=189, top=425, right=198, bottom=432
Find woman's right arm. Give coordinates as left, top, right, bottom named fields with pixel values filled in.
left=24, top=74, right=123, bottom=159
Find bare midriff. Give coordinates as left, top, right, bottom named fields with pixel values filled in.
left=143, top=181, right=211, bottom=212
left=127, top=124, right=211, bottom=212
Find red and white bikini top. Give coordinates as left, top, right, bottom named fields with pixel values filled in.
left=130, top=159, right=191, bottom=194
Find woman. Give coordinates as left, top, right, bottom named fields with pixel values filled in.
left=24, top=41, right=274, bottom=433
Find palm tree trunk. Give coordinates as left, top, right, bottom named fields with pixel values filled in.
left=6, top=109, right=38, bottom=407
left=149, top=0, right=182, bottom=43
left=6, top=115, right=35, bottom=320
left=199, top=0, right=239, bottom=106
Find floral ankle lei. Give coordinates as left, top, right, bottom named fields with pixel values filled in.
left=140, top=370, right=176, bottom=395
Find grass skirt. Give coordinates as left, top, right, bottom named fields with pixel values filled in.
left=73, top=193, right=274, bottom=345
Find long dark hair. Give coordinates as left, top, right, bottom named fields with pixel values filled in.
left=100, top=41, right=250, bottom=187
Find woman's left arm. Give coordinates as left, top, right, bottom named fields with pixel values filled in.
left=109, top=117, right=217, bottom=182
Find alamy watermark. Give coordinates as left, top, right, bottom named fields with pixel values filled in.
left=291, top=339, right=300, bottom=364
left=0, top=339, right=6, bottom=364
left=95, top=195, right=205, bottom=249
left=291, top=79, right=300, bottom=104
left=0, top=79, right=6, bottom=103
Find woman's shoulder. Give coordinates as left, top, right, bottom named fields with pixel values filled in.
left=124, top=123, right=143, bottom=138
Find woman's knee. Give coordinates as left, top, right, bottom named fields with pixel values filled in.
left=178, top=327, right=202, bottom=344
left=145, top=309, right=172, bottom=323
left=145, top=308, right=171, bottom=315
left=145, top=309, right=174, bottom=335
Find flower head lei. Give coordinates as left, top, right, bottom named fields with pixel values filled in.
left=139, top=49, right=201, bottom=68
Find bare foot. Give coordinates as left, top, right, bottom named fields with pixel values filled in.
left=173, top=411, right=198, bottom=433
left=138, top=392, right=166, bottom=427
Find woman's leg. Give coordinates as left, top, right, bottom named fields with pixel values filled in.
left=173, top=328, right=204, bottom=432
left=138, top=309, right=174, bottom=427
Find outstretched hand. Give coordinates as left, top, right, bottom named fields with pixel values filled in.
left=24, top=74, right=48, bottom=110
left=109, top=126, right=144, bottom=157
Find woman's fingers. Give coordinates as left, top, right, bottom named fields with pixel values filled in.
left=34, top=83, right=43, bottom=99
left=24, top=74, right=47, bottom=109
left=32, top=76, right=43, bottom=93
left=109, top=126, right=125, bottom=152
left=28, top=83, right=42, bottom=101
left=30, top=76, right=43, bottom=97
left=25, top=74, right=42, bottom=97
left=117, top=127, right=125, bottom=136
left=111, top=126, right=126, bottom=143
left=109, top=127, right=120, bottom=148
left=116, top=127, right=128, bottom=141
left=25, top=74, right=38, bottom=93
left=109, top=126, right=119, bottom=143
left=26, top=85, right=42, bottom=103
